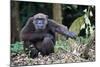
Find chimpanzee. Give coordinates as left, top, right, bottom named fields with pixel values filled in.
left=20, top=13, right=76, bottom=58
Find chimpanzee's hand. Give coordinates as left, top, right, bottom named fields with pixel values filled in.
left=66, top=32, right=77, bottom=39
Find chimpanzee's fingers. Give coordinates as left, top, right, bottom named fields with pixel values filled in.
left=67, top=32, right=77, bottom=39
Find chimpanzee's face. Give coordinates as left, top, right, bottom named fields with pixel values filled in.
left=33, top=13, right=48, bottom=31
left=33, top=18, right=47, bottom=30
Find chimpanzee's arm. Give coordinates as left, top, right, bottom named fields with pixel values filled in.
left=20, top=32, right=44, bottom=41
left=48, top=19, right=77, bottom=38
left=20, top=17, right=44, bottom=41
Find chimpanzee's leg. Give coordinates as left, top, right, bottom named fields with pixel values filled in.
left=24, top=41, right=38, bottom=58
left=29, top=44, right=38, bottom=58
left=42, top=37, right=54, bottom=55
left=35, top=34, right=55, bottom=56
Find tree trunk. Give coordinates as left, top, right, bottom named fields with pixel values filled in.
left=11, top=1, right=20, bottom=43
left=52, top=4, right=63, bottom=40
left=53, top=4, right=62, bottom=24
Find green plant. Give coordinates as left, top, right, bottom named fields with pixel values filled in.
left=11, top=41, right=24, bottom=53
left=54, top=39, right=70, bottom=52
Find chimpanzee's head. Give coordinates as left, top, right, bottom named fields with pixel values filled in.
left=33, top=13, right=48, bottom=30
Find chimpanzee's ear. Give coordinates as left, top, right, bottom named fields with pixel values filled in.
left=28, top=17, right=34, bottom=24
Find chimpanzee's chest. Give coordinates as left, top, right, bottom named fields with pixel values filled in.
left=32, top=28, right=55, bottom=42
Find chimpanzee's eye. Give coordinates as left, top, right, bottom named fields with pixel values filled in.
left=36, top=20, right=43, bottom=23
left=35, top=19, right=45, bottom=24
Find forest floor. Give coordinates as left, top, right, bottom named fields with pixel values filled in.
left=10, top=43, right=95, bottom=66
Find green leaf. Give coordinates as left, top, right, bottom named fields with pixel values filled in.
left=11, top=42, right=24, bottom=53
left=69, top=16, right=84, bottom=35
